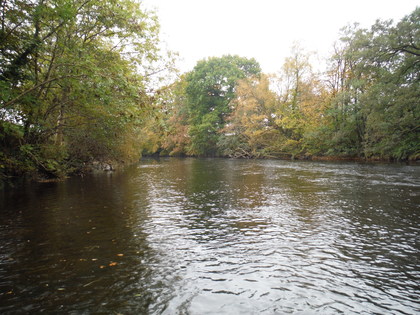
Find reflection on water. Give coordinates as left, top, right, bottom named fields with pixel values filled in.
left=0, top=158, right=419, bottom=314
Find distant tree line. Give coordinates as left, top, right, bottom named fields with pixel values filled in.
left=140, top=8, right=419, bottom=161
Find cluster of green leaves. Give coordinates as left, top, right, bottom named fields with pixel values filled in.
left=1, top=0, right=164, bottom=182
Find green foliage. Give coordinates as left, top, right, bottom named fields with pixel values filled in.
left=1, top=0, right=165, bottom=181
left=359, top=10, right=420, bottom=160
left=185, top=55, right=261, bottom=155
left=188, top=113, right=219, bottom=156
left=319, top=8, right=420, bottom=159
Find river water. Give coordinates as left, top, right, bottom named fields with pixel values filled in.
left=0, top=158, right=419, bottom=314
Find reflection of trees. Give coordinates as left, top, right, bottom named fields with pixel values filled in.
left=267, top=162, right=330, bottom=227
left=182, top=159, right=270, bottom=229
left=0, top=166, right=158, bottom=313
left=137, top=158, right=273, bottom=238
left=186, top=159, right=270, bottom=210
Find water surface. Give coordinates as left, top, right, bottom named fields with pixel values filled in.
left=0, top=158, right=419, bottom=314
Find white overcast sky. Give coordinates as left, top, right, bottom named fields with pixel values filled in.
left=142, top=0, right=419, bottom=74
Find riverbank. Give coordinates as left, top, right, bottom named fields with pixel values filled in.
left=0, top=159, right=128, bottom=188
left=146, top=151, right=420, bottom=163
left=2, top=154, right=418, bottom=189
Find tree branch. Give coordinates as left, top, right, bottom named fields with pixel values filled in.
left=2, top=75, right=86, bottom=108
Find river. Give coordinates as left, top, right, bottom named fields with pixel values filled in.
left=0, top=158, right=419, bottom=314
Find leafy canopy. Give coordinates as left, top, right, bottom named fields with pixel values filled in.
left=184, top=55, right=261, bottom=155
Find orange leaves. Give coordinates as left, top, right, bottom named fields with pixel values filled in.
left=99, top=261, right=118, bottom=269
left=97, top=254, right=124, bottom=269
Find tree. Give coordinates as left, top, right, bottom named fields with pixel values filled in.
left=160, top=77, right=191, bottom=156
left=273, top=44, right=327, bottom=157
left=320, top=8, right=419, bottom=159
left=219, top=74, right=280, bottom=158
left=0, top=0, right=163, bottom=180
left=185, top=55, right=261, bottom=156
left=358, top=8, right=420, bottom=159
left=138, top=76, right=191, bottom=157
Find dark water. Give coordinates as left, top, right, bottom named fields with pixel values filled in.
left=0, top=158, right=419, bottom=314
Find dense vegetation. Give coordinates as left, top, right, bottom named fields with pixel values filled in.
left=144, top=9, right=420, bottom=160
left=1, top=2, right=419, bottom=184
left=0, top=0, right=170, bottom=183
left=142, top=8, right=419, bottom=161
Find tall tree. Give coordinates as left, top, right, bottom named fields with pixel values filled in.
left=219, top=74, right=280, bottom=158
left=185, top=55, right=261, bottom=156
left=321, top=8, right=419, bottom=159
left=358, top=8, right=420, bottom=159
left=0, top=0, right=163, bottom=179
left=273, top=45, right=326, bottom=156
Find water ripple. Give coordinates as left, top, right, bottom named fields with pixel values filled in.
left=0, top=158, right=419, bottom=314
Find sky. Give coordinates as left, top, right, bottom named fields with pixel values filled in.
left=142, top=0, right=419, bottom=74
